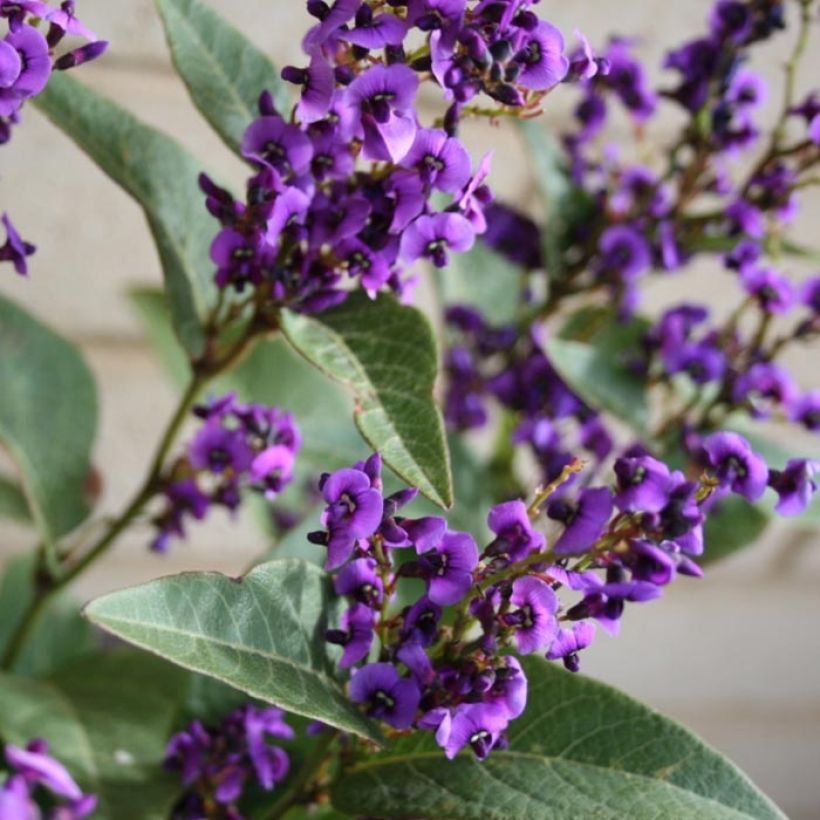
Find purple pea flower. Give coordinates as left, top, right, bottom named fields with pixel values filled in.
left=320, top=466, right=384, bottom=570
left=506, top=576, right=559, bottom=654
left=244, top=708, right=293, bottom=790
left=514, top=20, right=569, bottom=91
left=548, top=487, right=613, bottom=556
left=546, top=622, right=596, bottom=672
left=400, top=212, right=475, bottom=268
left=328, top=602, right=375, bottom=668
left=334, top=557, right=384, bottom=607
left=303, top=0, right=360, bottom=51
left=0, top=212, right=35, bottom=275
left=483, top=656, right=528, bottom=719
left=417, top=530, right=478, bottom=605
left=440, top=703, right=508, bottom=760
left=485, top=499, right=545, bottom=563
left=250, top=445, right=296, bottom=498
left=400, top=595, right=442, bottom=647
left=344, top=9, right=408, bottom=48
left=626, top=540, right=678, bottom=586
left=241, top=116, right=314, bottom=177
left=210, top=228, right=265, bottom=290
left=768, top=460, right=819, bottom=517
left=346, top=64, right=419, bottom=162
left=801, top=276, right=820, bottom=313
left=189, top=421, right=254, bottom=475
left=702, top=432, right=769, bottom=502
left=741, top=267, right=796, bottom=314
left=732, top=362, right=798, bottom=419
left=790, top=391, right=820, bottom=431
left=614, top=456, right=671, bottom=513
left=0, top=26, right=50, bottom=118
left=283, top=52, right=335, bottom=124
left=598, top=225, right=651, bottom=281
left=5, top=742, right=84, bottom=802
left=401, top=127, right=471, bottom=193
left=349, top=663, right=420, bottom=729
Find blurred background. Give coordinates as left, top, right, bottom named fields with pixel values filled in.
left=1, top=1, right=820, bottom=816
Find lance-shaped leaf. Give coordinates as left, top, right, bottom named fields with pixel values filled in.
left=0, top=294, right=97, bottom=543
left=34, top=73, right=215, bottom=357
left=0, top=651, right=187, bottom=819
left=332, top=657, right=784, bottom=819
left=156, top=0, right=288, bottom=154
left=548, top=313, right=650, bottom=428
left=280, top=293, right=453, bottom=509
left=84, top=559, right=382, bottom=743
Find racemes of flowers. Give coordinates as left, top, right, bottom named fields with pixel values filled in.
left=164, top=705, right=294, bottom=818
left=150, top=394, right=301, bottom=553
left=198, top=0, right=603, bottom=320
left=443, top=0, right=820, bottom=510
left=0, top=739, right=96, bottom=818
left=0, top=0, right=106, bottom=275
left=309, top=429, right=807, bottom=760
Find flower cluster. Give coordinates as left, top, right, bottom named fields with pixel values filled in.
left=150, top=394, right=300, bottom=553
left=1, top=739, right=96, bottom=819
left=311, top=435, right=810, bottom=761
left=165, top=705, right=293, bottom=818
left=1, top=1, right=107, bottom=275
left=199, top=0, right=595, bottom=316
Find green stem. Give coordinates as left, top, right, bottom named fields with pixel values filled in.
left=261, top=730, right=338, bottom=820
left=0, top=374, right=205, bottom=671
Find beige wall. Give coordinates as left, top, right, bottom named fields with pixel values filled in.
left=1, top=2, right=820, bottom=817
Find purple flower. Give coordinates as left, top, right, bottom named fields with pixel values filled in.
left=189, top=421, right=253, bottom=474
left=598, top=225, right=651, bottom=281
left=346, top=64, right=419, bottom=162
left=514, top=21, right=569, bottom=91
left=327, top=602, right=375, bottom=668
left=0, top=212, right=35, bottom=275
left=741, top=267, right=796, bottom=314
left=732, top=363, right=797, bottom=419
left=485, top=499, right=545, bottom=563
left=400, top=212, right=475, bottom=267
left=710, top=1, right=753, bottom=43
left=506, top=576, right=559, bottom=654
left=790, top=391, right=820, bottom=431
left=244, top=708, right=293, bottom=790
left=546, top=622, right=596, bottom=672
left=614, top=456, right=671, bottom=513
left=401, top=127, right=471, bottom=193
left=250, top=445, right=296, bottom=498
left=303, top=0, right=360, bottom=51
left=283, top=53, right=335, bottom=124
left=344, top=9, right=408, bottom=48
left=320, top=466, right=384, bottom=570
left=768, top=460, right=819, bottom=517
left=548, top=487, right=613, bottom=556
left=400, top=595, right=442, bottom=647
left=5, top=742, right=84, bottom=801
left=483, top=656, right=528, bottom=719
left=702, top=432, right=768, bottom=501
left=241, top=116, right=314, bottom=177
left=349, top=663, right=420, bottom=729
left=210, top=228, right=265, bottom=290
left=417, top=530, right=478, bottom=605
left=440, top=703, right=508, bottom=760
left=0, top=26, right=50, bottom=117
left=334, top=558, right=383, bottom=607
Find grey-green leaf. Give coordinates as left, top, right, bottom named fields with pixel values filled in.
left=0, top=476, right=32, bottom=524
left=280, top=293, right=453, bottom=509
left=0, top=294, right=97, bottom=542
left=0, top=651, right=187, bottom=819
left=84, top=559, right=382, bottom=743
left=548, top=315, right=650, bottom=428
left=332, top=657, right=783, bottom=819
left=34, top=73, right=215, bottom=357
left=155, top=0, right=288, bottom=154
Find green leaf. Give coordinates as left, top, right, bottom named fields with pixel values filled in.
left=0, top=294, right=97, bottom=543
left=155, top=0, right=288, bottom=154
left=438, top=243, right=521, bottom=326
left=84, top=559, right=382, bottom=743
left=332, top=657, right=784, bottom=820
left=280, top=293, right=453, bottom=509
left=516, top=120, right=571, bottom=280
left=0, top=476, right=32, bottom=524
left=547, top=316, right=650, bottom=427
left=702, top=495, right=770, bottom=564
left=35, top=73, right=216, bottom=357
left=0, top=651, right=187, bottom=818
